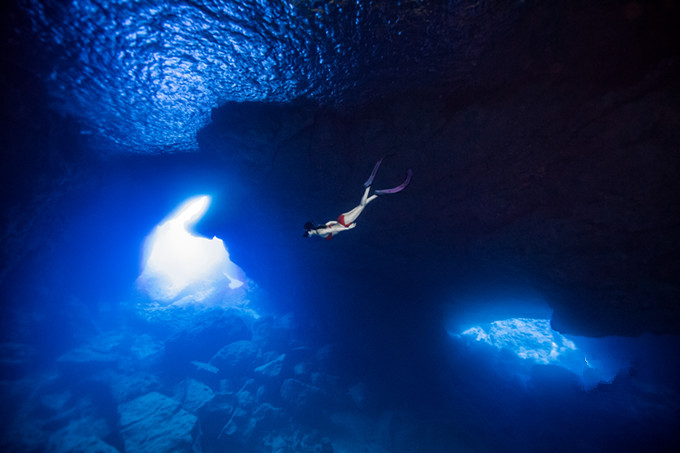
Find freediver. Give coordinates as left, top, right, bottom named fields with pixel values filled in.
left=303, top=157, right=412, bottom=240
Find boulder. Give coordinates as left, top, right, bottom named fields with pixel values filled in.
left=198, top=393, right=236, bottom=442
left=56, top=332, right=127, bottom=374
left=252, top=316, right=291, bottom=352
left=217, top=403, right=285, bottom=448
left=280, top=379, right=325, bottom=416
left=256, top=383, right=279, bottom=405
left=46, top=418, right=119, bottom=453
left=56, top=332, right=164, bottom=381
left=129, top=334, right=163, bottom=363
left=251, top=403, right=285, bottom=432
left=218, top=407, right=255, bottom=445
left=210, top=340, right=261, bottom=375
left=254, top=353, right=286, bottom=379
left=174, top=379, right=214, bottom=413
left=267, top=430, right=334, bottom=453
left=190, top=360, right=219, bottom=374
left=293, top=432, right=334, bottom=453
left=189, top=361, right=220, bottom=387
left=99, top=370, right=161, bottom=403
left=236, top=387, right=256, bottom=410
left=281, top=346, right=316, bottom=382
left=163, top=309, right=250, bottom=366
left=293, top=362, right=312, bottom=380
left=118, top=392, right=201, bottom=453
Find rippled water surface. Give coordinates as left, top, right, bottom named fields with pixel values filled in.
left=23, top=0, right=518, bottom=151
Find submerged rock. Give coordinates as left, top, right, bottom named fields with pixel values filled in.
left=56, top=332, right=127, bottom=373
left=235, top=386, right=256, bottom=410
left=174, top=379, right=214, bottom=413
left=129, top=334, right=163, bottom=363
left=217, top=403, right=286, bottom=449
left=252, top=316, right=292, bottom=352
left=280, top=379, right=325, bottom=416
left=163, top=309, right=250, bottom=366
left=255, top=353, right=286, bottom=379
left=252, top=403, right=286, bottom=433
left=210, top=340, right=261, bottom=375
left=118, top=392, right=201, bottom=453
left=191, top=360, right=219, bottom=374
left=96, top=370, right=161, bottom=404
left=218, top=407, right=254, bottom=445
left=47, top=419, right=119, bottom=453
left=267, top=430, right=334, bottom=453
left=198, top=393, right=236, bottom=442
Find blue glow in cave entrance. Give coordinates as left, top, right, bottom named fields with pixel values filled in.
left=453, top=317, right=627, bottom=389
left=461, top=318, right=582, bottom=369
left=137, top=195, right=247, bottom=306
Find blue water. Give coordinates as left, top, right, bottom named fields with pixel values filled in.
left=22, top=0, right=515, bottom=151
left=2, top=1, right=680, bottom=452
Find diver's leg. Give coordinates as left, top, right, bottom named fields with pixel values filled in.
left=339, top=204, right=364, bottom=226
left=360, top=186, right=373, bottom=205
left=339, top=186, right=381, bottom=226
left=339, top=188, right=376, bottom=226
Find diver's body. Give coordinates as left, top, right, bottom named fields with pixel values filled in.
left=303, top=157, right=412, bottom=240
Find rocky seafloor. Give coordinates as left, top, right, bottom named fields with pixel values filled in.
left=0, top=302, right=457, bottom=453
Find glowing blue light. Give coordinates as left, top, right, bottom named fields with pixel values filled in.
left=137, top=195, right=246, bottom=304
left=455, top=317, right=627, bottom=388
left=461, top=318, right=579, bottom=366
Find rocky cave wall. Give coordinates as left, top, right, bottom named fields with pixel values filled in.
left=196, top=1, right=680, bottom=338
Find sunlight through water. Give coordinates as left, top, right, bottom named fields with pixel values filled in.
left=455, top=317, right=626, bottom=388
left=137, top=195, right=246, bottom=305
left=461, top=318, right=580, bottom=366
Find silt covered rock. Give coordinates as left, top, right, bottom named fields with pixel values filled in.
left=118, top=392, right=201, bottom=453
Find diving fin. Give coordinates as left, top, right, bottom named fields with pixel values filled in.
left=375, top=168, right=413, bottom=195
left=364, top=156, right=386, bottom=187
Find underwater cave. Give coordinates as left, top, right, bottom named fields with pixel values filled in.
left=2, top=1, right=680, bottom=452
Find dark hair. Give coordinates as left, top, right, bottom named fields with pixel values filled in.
left=303, top=221, right=314, bottom=231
